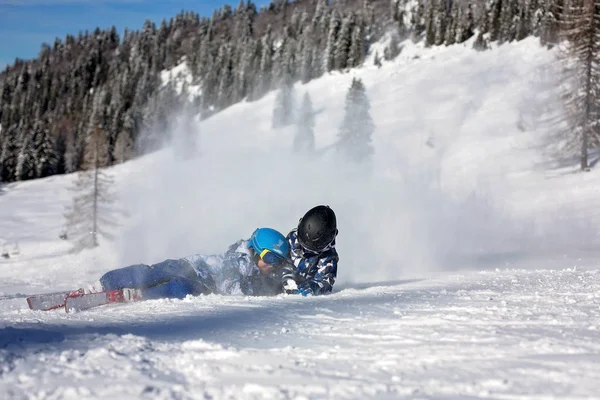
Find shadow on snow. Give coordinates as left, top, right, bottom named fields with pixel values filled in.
left=0, top=278, right=431, bottom=352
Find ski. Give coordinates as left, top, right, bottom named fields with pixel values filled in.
left=27, top=288, right=85, bottom=311
left=65, top=288, right=142, bottom=313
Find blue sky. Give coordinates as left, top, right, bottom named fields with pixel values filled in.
left=0, top=0, right=269, bottom=70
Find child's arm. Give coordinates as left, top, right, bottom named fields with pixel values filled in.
left=296, top=254, right=338, bottom=296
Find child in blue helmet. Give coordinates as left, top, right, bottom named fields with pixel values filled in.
left=97, top=228, right=294, bottom=300
left=283, top=205, right=339, bottom=296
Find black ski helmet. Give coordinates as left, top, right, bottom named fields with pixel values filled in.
left=297, top=205, right=337, bottom=253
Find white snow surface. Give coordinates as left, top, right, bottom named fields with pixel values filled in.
left=2, top=37, right=600, bottom=399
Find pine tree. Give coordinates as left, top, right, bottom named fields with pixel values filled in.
left=557, top=0, right=600, bottom=170
left=489, top=0, right=503, bottom=43
left=113, top=110, right=135, bottom=164
left=273, top=32, right=287, bottom=87
left=473, top=3, right=491, bottom=51
left=456, top=2, right=475, bottom=44
left=374, top=51, right=382, bottom=68
left=384, top=33, right=401, bottom=61
left=234, top=0, right=254, bottom=39
left=217, top=44, right=235, bottom=110
left=411, top=1, right=427, bottom=42
left=541, top=1, right=560, bottom=46
left=0, top=125, right=18, bottom=182
left=500, top=0, right=518, bottom=43
left=253, top=25, right=274, bottom=100
left=348, top=24, right=366, bottom=68
left=425, top=0, right=437, bottom=47
left=299, top=26, right=315, bottom=83
left=33, top=119, right=58, bottom=178
left=444, top=2, right=459, bottom=45
left=272, top=78, right=296, bottom=129
left=293, top=92, right=316, bottom=153
left=313, top=0, right=329, bottom=29
left=15, top=126, right=37, bottom=181
left=64, top=126, right=115, bottom=250
left=335, top=14, right=355, bottom=70
left=336, top=78, right=374, bottom=164
left=313, top=0, right=331, bottom=61
left=434, top=0, right=448, bottom=46
left=325, top=11, right=341, bottom=72
left=171, top=100, right=199, bottom=159
left=311, top=44, right=324, bottom=80
left=516, top=1, right=531, bottom=41
left=0, top=0, right=549, bottom=184
left=64, top=128, right=82, bottom=174
left=235, top=39, right=256, bottom=101
left=531, top=0, right=546, bottom=37
left=276, top=28, right=298, bottom=84
left=136, top=85, right=168, bottom=154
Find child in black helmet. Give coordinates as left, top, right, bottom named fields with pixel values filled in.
left=283, top=205, right=339, bottom=296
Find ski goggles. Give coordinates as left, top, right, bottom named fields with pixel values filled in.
left=259, top=248, right=287, bottom=267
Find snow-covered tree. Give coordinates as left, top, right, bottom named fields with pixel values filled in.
left=500, top=0, right=518, bottom=43
left=33, top=119, right=58, bottom=178
left=272, top=78, right=296, bottom=129
left=374, top=51, right=382, bottom=68
left=336, top=78, right=374, bottom=164
left=325, top=11, right=341, bottom=72
left=273, top=30, right=293, bottom=86
left=64, top=128, right=82, bottom=173
left=434, top=0, right=448, bottom=46
left=15, top=128, right=36, bottom=181
left=0, top=0, right=557, bottom=184
left=423, top=0, right=439, bottom=46
left=456, top=2, right=475, bottom=44
left=348, top=24, right=366, bottom=68
left=0, top=125, right=18, bottom=183
left=217, top=45, right=235, bottom=109
left=113, top=110, right=135, bottom=164
left=335, top=14, right=354, bottom=70
left=293, top=92, right=316, bottom=153
left=384, top=33, right=402, bottom=61
left=556, top=0, right=600, bottom=170
left=235, top=39, right=257, bottom=101
left=253, top=25, right=274, bottom=100
left=64, top=126, right=116, bottom=251
left=444, top=2, right=458, bottom=45
left=489, top=0, right=503, bottom=43
left=299, top=26, right=315, bottom=83
left=170, top=100, right=199, bottom=160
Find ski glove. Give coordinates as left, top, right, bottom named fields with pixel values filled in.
left=293, top=288, right=312, bottom=296
left=282, top=279, right=311, bottom=296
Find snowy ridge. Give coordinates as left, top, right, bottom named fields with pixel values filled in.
left=2, top=36, right=600, bottom=398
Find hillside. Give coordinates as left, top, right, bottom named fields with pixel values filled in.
left=0, top=0, right=561, bottom=183
left=1, top=35, right=598, bottom=289
left=2, top=36, right=600, bottom=399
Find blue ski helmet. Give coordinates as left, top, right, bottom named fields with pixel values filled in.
left=248, top=228, right=291, bottom=266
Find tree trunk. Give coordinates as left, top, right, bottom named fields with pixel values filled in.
left=92, top=133, right=99, bottom=246
left=582, top=0, right=594, bottom=171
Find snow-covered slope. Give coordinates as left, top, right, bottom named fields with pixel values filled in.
left=2, top=36, right=600, bottom=399
left=3, top=268, right=600, bottom=399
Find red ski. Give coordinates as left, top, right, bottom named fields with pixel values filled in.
left=27, top=288, right=85, bottom=311
left=64, top=288, right=143, bottom=313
